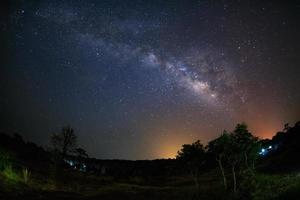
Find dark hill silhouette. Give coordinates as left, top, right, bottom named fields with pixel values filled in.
left=1, top=122, right=300, bottom=200
left=0, top=132, right=180, bottom=178
left=260, top=121, right=300, bottom=172
left=0, top=132, right=51, bottom=172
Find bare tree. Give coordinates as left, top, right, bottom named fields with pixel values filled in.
left=51, top=126, right=77, bottom=158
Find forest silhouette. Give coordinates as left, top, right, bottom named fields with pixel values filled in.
left=1, top=121, right=300, bottom=199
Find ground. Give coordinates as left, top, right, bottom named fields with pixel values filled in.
left=1, top=167, right=300, bottom=200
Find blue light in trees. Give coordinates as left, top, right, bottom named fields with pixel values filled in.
left=259, top=145, right=273, bottom=156
left=64, top=159, right=74, bottom=166
left=259, top=148, right=266, bottom=155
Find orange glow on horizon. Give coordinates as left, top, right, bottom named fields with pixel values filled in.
left=249, top=119, right=283, bottom=139
left=158, top=144, right=180, bottom=159
left=149, top=127, right=197, bottom=159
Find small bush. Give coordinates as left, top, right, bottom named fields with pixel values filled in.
left=2, top=165, right=20, bottom=182
left=0, top=149, right=12, bottom=171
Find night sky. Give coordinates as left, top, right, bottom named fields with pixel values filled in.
left=1, top=0, right=299, bottom=159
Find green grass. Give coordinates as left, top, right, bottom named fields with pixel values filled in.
left=1, top=166, right=300, bottom=200
left=250, top=173, right=300, bottom=200
left=2, top=165, right=20, bottom=182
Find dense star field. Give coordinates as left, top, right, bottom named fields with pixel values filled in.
left=1, top=0, right=299, bottom=159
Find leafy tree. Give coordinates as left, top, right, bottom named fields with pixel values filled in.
left=176, top=140, right=206, bottom=192
left=283, top=123, right=291, bottom=132
left=207, top=123, right=261, bottom=194
left=229, top=123, right=260, bottom=193
left=226, top=133, right=241, bottom=193
left=207, top=131, right=231, bottom=190
left=231, top=123, right=259, bottom=170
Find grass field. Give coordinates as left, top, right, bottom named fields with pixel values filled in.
left=1, top=165, right=300, bottom=200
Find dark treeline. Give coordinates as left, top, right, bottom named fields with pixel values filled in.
left=1, top=121, right=300, bottom=199
left=259, top=121, right=300, bottom=172
left=1, top=122, right=300, bottom=169
left=0, top=132, right=51, bottom=173
left=1, top=122, right=300, bottom=176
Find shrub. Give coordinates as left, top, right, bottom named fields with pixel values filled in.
left=2, top=165, right=20, bottom=182
left=0, top=149, right=11, bottom=171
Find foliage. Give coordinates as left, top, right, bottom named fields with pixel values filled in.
left=231, top=123, right=260, bottom=170
left=0, top=149, right=12, bottom=171
left=1, top=121, right=300, bottom=199
left=250, top=174, right=300, bottom=200
left=176, top=140, right=205, bottom=163
left=262, top=121, right=300, bottom=172
left=206, top=123, right=261, bottom=194
left=2, top=165, right=20, bottom=182
left=75, top=147, right=88, bottom=159
left=176, top=140, right=206, bottom=193
left=207, top=131, right=231, bottom=190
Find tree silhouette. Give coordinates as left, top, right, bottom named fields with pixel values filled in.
left=207, top=123, right=260, bottom=194
left=267, top=121, right=300, bottom=171
left=51, top=126, right=77, bottom=159
left=207, top=130, right=230, bottom=190
left=228, top=123, right=260, bottom=193
left=176, top=140, right=206, bottom=193
left=75, top=147, right=88, bottom=159
left=231, top=123, right=260, bottom=170
left=75, top=147, right=88, bottom=171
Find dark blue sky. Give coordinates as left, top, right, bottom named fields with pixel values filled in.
left=1, top=0, right=299, bottom=159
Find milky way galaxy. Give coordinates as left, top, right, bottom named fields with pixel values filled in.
left=1, top=0, right=299, bottom=159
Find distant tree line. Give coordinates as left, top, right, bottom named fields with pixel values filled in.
left=1, top=121, right=300, bottom=195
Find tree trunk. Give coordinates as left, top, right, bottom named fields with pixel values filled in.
left=244, top=153, right=249, bottom=168
left=217, top=158, right=227, bottom=190
left=190, top=168, right=200, bottom=195
left=232, top=165, right=237, bottom=193
left=194, top=177, right=200, bottom=194
left=62, top=145, right=67, bottom=159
